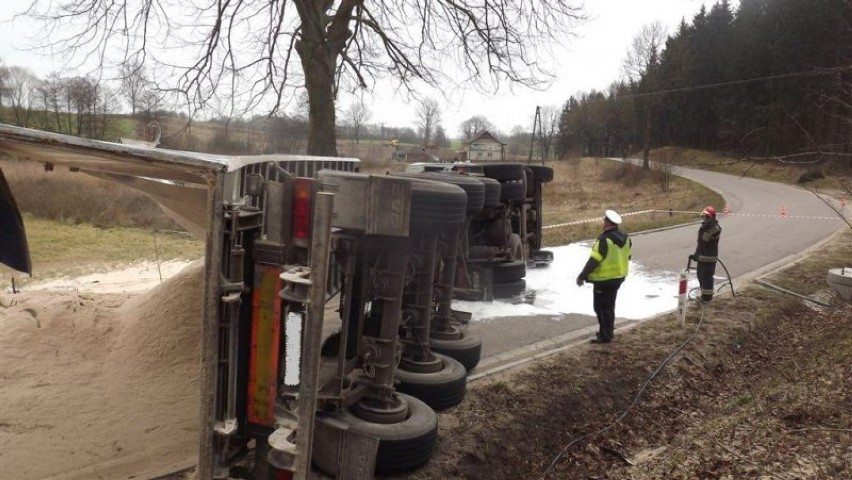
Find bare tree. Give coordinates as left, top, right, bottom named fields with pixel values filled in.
left=120, top=61, right=149, bottom=116
left=139, top=88, right=166, bottom=125
left=417, top=97, right=441, bottom=146
left=539, top=106, right=561, bottom=162
left=0, top=59, right=9, bottom=108
left=6, top=66, right=40, bottom=127
left=459, top=115, right=496, bottom=140
left=435, top=125, right=449, bottom=149
left=345, top=97, right=372, bottom=144
left=27, top=1, right=584, bottom=156
left=622, top=21, right=667, bottom=169
left=37, top=73, right=68, bottom=133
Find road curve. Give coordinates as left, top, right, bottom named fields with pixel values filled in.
left=629, top=162, right=845, bottom=279
left=470, top=159, right=846, bottom=373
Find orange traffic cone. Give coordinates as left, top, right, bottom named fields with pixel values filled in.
left=780, top=205, right=787, bottom=217
left=723, top=204, right=730, bottom=215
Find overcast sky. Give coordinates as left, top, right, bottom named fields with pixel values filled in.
left=1, top=0, right=735, bottom=137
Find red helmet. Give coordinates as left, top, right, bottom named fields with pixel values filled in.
left=702, top=206, right=717, bottom=219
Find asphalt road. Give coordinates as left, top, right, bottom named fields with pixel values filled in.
left=470, top=160, right=846, bottom=372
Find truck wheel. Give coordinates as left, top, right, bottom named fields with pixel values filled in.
left=388, top=176, right=467, bottom=228
left=478, top=177, right=502, bottom=208
left=524, top=167, right=535, bottom=197
left=483, top=163, right=525, bottom=182
left=493, top=278, right=526, bottom=299
left=419, top=173, right=486, bottom=215
left=395, top=353, right=467, bottom=411
left=314, top=393, right=438, bottom=475
left=492, top=259, right=526, bottom=283
left=430, top=333, right=483, bottom=371
left=499, top=181, right=526, bottom=202
left=528, top=165, right=554, bottom=182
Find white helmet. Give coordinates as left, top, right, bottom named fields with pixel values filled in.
left=604, top=209, right=622, bottom=225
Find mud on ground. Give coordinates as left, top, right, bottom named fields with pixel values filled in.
left=392, top=233, right=852, bottom=480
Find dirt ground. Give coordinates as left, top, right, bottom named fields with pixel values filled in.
left=391, top=232, right=852, bottom=480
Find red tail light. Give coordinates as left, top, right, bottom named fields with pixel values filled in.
left=274, top=468, right=294, bottom=480
left=292, top=178, right=312, bottom=243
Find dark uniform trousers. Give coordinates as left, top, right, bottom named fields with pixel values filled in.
left=593, top=279, right=623, bottom=341
left=697, top=261, right=717, bottom=301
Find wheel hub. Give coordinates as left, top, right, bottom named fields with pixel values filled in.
left=351, top=394, right=409, bottom=424
left=430, top=325, right=461, bottom=341
left=399, top=352, right=443, bottom=374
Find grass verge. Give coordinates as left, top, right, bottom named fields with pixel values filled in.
left=1, top=214, right=203, bottom=289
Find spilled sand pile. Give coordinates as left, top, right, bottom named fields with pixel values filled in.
left=0, top=260, right=205, bottom=480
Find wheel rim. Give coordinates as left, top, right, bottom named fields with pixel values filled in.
left=352, top=394, right=409, bottom=423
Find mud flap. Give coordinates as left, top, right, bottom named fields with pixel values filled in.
left=451, top=309, right=473, bottom=325
left=455, top=265, right=493, bottom=301
left=312, top=416, right=379, bottom=480
left=528, top=249, right=554, bottom=268
left=0, top=168, right=31, bottom=274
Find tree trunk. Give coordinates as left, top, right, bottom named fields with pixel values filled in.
left=642, top=103, right=652, bottom=170
left=298, top=41, right=339, bottom=157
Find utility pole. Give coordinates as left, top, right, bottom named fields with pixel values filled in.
left=527, top=106, right=545, bottom=165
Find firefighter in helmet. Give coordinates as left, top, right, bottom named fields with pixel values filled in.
left=690, top=206, right=722, bottom=301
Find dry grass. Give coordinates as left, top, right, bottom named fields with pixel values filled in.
left=1, top=158, right=203, bottom=290
left=0, top=214, right=203, bottom=289
left=651, top=147, right=852, bottom=191
left=1, top=159, right=181, bottom=230
left=542, top=158, right=722, bottom=245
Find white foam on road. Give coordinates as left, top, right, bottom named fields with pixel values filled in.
left=454, top=243, right=695, bottom=322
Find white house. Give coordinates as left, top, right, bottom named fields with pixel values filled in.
left=462, top=130, right=506, bottom=162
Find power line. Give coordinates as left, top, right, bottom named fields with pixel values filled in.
left=603, top=64, right=852, bottom=102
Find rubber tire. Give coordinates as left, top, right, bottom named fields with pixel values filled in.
left=483, top=163, right=525, bottom=182
left=395, top=353, right=467, bottom=411
left=386, top=175, right=467, bottom=228
left=430, top=333, right=483, bottom=371
left=314, top=393, right=438, bottom=475
left=419, top=172, right=486, bottom=215
left=492, top=259, right=526, bottom=283
left=500, top=181, right=526, bottom=202
left=477, top=176, right=502, bottom=208
left=493, top=278, right=526, bottom=299
left=524, top=167, right=535, bottom=197
left=528, top=165, right=554, bottom=182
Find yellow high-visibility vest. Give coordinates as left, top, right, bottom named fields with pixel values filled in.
left=588, top=236, right=631, bottom=282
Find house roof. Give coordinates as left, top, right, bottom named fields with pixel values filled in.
left=465, top=130, right=505, bottom=145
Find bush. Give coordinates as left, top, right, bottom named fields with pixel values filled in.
left=796, top=168, right=825, bottom=184
left=602, top=161, right=654, bottom=188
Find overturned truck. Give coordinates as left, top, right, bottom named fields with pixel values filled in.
left=0, top=124, right=553, bottom=480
